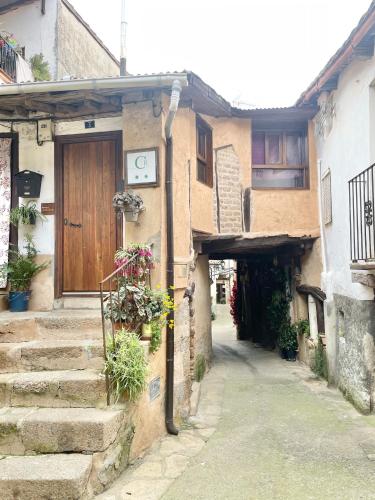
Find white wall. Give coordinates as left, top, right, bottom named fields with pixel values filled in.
left=0, top=0, right=58, bottom=78
left=315, top=55, right=375, bottom=302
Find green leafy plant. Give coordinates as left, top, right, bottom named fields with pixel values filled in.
left=295, top=319, right=310, bottom=337
left=0, top=235, right=48, bottom=291
left=313, top=337, right=328, bottom=379
left=30, top=53, right=51, bottom=81
left=278, top=322, right=298, bottom=352
left=105, top=330, right=148, bottom=402
left=149, top=320, right=162, bottom=353
left=10, top=201, right=46, bottom=226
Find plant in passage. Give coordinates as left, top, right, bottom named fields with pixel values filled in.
left=295, top=319, right=310, bottom=337
left=195, top=354, right=206, bottom=382
left=105, top=330, right=148, bottom=402
left=10, top=201, right=46, bottom=226
left=112, top=190, right=144, bottom=214
left=278, top=322, right=298, bottom=352
left=313, top=336, right=328, bottom=379
left=229, top=281, right=240, bottom=327
left=0, top=235, right=49, bottom=291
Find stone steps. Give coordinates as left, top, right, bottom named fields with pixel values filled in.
left=0, top=310, right=134, bottom=498
left=0, top=339, right=104, bottom=373
left=0, top=453, right=93, bottom=500
left=0, top=369, right=107, bottom=408
left=0, top=407, right=124, bottom=455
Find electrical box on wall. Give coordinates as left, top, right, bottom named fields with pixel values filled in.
left=15, top=170, right=43, bottom=198
left=37, top=119, right=53, bottom=143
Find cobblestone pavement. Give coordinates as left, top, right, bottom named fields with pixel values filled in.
left=98, top=316, right=375, bottom=500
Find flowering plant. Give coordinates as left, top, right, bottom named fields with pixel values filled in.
left=229, top=281, right=240, bottom=327
left=112, top=190, right=144, bottom=213
left=115, top=243, right=154, bottom=281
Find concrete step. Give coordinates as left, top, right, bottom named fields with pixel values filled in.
left=0, top=453, right=92, bottom=500
left=0, top=407, right=124, bottom=455
left=0, top=340, right=104, bottom=373
left=0, top=370, right=107, bottom=408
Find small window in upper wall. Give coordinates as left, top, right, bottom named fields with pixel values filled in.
left=321, top=169, right=332, bottom=224
left=252, top=129, right=308, bottom=189
left=196, top=116, right=213, bottom=187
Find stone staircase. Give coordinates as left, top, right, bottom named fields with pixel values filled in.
left=0, top=311, right=133, bottom=500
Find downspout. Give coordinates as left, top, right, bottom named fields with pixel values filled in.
left=165, top=79, right=182, bottom=435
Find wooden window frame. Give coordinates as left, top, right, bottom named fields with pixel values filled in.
left=196, top=115, right=213, bottom=187
left=252, top=129, right=309, bottom=190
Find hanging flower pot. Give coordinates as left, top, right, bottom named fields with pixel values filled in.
left=112, top=190, right=144, bottom=223
left=124, top=210, right=139, bottom=222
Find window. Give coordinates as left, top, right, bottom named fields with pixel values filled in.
left=252, top=130, right=308, bottom=189
left=321, top=169, right=332, bottom=225
left=196, top=116, right=213, bottom=186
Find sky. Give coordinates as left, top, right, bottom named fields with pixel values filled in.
left=70, top=0, right=372, bottom=108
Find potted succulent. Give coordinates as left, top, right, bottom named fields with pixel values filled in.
left=10, top=201, right=46, bottom=226
left=112, top=190, right=144, bottom=222
left=0, top=235, right=49, bottom=312
left=278, top=322, right=298, bottom=361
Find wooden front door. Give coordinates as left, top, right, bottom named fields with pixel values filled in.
left=56, top=133, right=122, bottom=294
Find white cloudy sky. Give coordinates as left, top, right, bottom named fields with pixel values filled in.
left=70, top=0, right=371, bottom=107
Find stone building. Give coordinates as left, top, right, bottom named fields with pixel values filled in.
left=297, top=1, right=375, bottom=413
left=0, top=0, right=119, bottom=80
left=0, top=70, right=321, bottom=496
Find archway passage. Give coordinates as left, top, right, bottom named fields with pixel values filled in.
left=199, top=233, right=317, bottom=350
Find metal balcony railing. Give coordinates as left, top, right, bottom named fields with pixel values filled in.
left=349, top=164, right=375, bottom=262
left=0, top=36, right=17, bottom=82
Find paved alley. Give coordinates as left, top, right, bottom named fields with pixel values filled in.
left=99, top=314, right=375, bottom=500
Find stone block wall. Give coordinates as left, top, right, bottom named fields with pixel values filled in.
left=213, top=145, right=243, bottom=234
left=332, top=294, right=375, bottom=413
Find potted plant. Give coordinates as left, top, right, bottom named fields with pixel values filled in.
left=278, top=322, right=298, bottom=361
left=115, top=243, right=154, bottom=281
left=105, top=329, right=148, bottom=402
left=112, top=190, right=144, bottom=222
left=10, top=201, right=46, bottom=226
left=0, top=235, right=49, bottom=312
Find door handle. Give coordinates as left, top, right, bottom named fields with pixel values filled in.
left=64, top=218, right=82, bottom=228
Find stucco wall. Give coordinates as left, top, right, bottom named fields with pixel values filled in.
left=250, top=121, right=320, bottom=236
left=314, top=52, right=375, bottom=409
left=0, top=116, right=122, bottom=311
left=0, top=0, right=58, bottom=78
left=192, top=255, right=212, bottom=369
left=57, top=1, right=119, bottom=79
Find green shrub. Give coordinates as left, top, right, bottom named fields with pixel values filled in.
left=295, top=319, right=310, bottom=337
left=105, top=330, right=148, bottom=402
left=313, top=339, right=328, bottom=379
left=30, top=53, right=51, bottom=81
left=149, top=320, right=162, bottom=353
left=195, top=354, right=206, bottom=382
left=278, top=322, right=298, bottom=351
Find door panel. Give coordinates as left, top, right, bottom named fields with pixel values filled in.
left=62, top=139, right=118, bottom=292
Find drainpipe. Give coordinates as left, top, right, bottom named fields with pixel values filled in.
left=165, top=79, right=182, bottom=435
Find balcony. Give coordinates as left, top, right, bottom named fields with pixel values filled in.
left=349, top=164, right=375, bottom=266
left=0, top=35, right=17, bottom=82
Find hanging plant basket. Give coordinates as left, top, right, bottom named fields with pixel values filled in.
left=124, top=210, right=139, bottom=222
left=112, top=190, right=144, bottom=223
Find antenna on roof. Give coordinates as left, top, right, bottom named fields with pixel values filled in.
left=120, top=0, right=127, bottom=76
